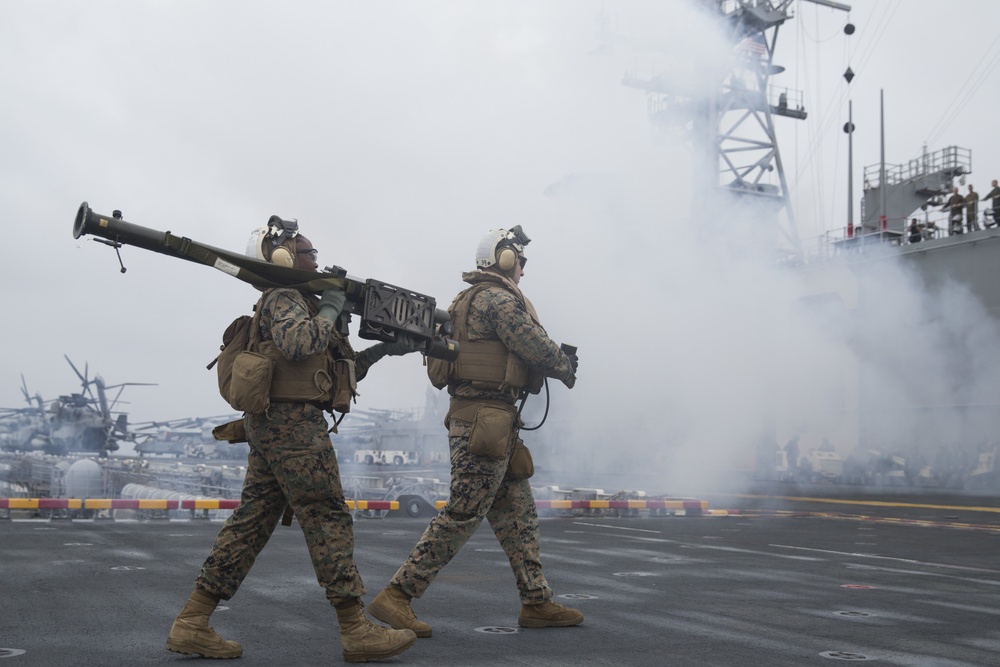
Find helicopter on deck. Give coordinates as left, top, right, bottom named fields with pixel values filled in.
left=131, top=413, right=244, bottom=458
left=0, top=356, right=154, bottom=457
left=0, top=378, right=50, bottom=452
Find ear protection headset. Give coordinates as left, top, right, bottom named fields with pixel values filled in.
left=247, top=215, right=299, bottom=267
left=497, top=245, right=518, bottom=271
left=269, top=240, right=295, bottom=267
left=476, top=225, right=531, bottom=272
left=496, top=226, right=530, bottom=271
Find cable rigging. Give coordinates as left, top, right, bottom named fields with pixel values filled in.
left=925, top=34, right=1000, bottom=147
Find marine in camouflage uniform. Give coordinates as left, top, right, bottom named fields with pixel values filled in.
left=195, top=287, right=377, bottom=604
left=369, top=226, right=582, bottom=637
left=167, top=227, right=418, bottom=663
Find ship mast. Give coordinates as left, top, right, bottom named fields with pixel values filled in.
left=612, top=0, right=851, bottom=258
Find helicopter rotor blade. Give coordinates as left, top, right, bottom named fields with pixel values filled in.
left=98, top=381, right=155, bottom=415
left=107, top=384, right=127, bottom=416
left=64, top=355, right=87, bottom=385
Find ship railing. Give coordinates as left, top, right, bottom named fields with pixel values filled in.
left=862, top=146, right=971, bottom=190
left=800, top=209, right=984, bottom=264
left=798, top=225, right=904, bottom=262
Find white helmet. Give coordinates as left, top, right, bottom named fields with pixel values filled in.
left=246, top=215, right=299, bottom=266
left=475, top=225, right=531, bottom=271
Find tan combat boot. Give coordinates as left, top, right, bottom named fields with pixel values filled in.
left=369, top=586, right=432, bottom=638
left=518, top=600, right=584, bottom=628
left=166, top=589, right=243, bottom=659
left=336, top=601, right=417, bottom=663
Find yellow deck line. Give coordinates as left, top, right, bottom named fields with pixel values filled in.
left=719, top=493, right=1000, bottom=514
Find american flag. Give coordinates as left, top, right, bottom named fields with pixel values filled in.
left=736, top=32, right=767, bottom=57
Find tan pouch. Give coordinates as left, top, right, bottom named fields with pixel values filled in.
left=426, top=356, right=451, bottom=390
left=502, top=351, right=529, bottom=390
left=230, top=351, right=274, bottom=414
left=507, top=438, right=534, bottom=480
left=212, top=419, right=247, bottom=443
left=468, top=405, right=514, bottom=459
left=331, top=359, right=357, bottom=414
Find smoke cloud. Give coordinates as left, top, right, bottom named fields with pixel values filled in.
left=2, top=1, right=998, bottom=496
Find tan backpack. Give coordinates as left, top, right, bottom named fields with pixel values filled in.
left=207, top=295, right=272, bottom=413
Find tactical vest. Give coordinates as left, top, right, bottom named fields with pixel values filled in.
left=429, top=275, right=542, bottom=395
left=258, top=289, right=355, bottom=407
left=257, top=339, right=334, bottom=402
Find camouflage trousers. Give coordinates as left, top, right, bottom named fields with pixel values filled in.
left=195, top=403, right=364, bottom=606
left=389, top=417, right=551, bottom=604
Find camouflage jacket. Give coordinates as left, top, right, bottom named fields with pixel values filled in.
left=452, top=270, right=575, bottom=402
left=259, top=288, right=376, bottom=382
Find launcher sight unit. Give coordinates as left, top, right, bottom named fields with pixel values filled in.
left=73, top=202, right=459, bottom=361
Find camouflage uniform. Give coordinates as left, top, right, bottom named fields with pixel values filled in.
left=196, top=287, right=380, bottom=607
left=389, top=270, right=575, bottom=604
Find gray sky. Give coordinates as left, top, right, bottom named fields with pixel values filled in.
left=2, top=1, right=999, bottom=484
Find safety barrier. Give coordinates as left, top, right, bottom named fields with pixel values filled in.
left=2, top=497, right=733, bottom=519
left=0, top=498, right=399, bottom=520
left=431, top=498, right=732, bottom=516
left=0, top=498, right=400, bottom=510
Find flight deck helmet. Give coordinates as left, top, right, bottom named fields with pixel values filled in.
left=246, top=215, right=300, bottom=267
left=475, top=225, right=531, bottom=271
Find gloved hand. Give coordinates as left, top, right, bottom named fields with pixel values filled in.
left=561, top=349, right=578, bottom=389
left=382, top=332, right=420, bottom=357
left=318, top=287, right=347, bottom=322
left=566, top=352, right=579, bottom=373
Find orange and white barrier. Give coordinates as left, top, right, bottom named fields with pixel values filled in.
left=0, top=498, right=399, bottom=511
left=2, top=497, right=735, bottom=517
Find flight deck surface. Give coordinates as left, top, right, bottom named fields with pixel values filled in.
left=3, top=490, right=999, bottom=666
